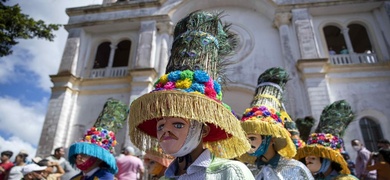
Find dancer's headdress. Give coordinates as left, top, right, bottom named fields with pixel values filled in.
left=129, top=10, right=249, bottom=159
left=68, top=98, right=129, bottom=174
left=294, top=100, right=354, bottom=175
left=239, top=67, right=296, bottom=164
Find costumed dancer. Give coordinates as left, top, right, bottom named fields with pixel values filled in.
left=68, top=98, right=129, bottom=180
left=129, top=10, right=254, bottom=179
left=294, top=100, right=358, bottom=179
left=239, top=67, right=313, bottom=179
left=143, top=147, right=174, bottom=179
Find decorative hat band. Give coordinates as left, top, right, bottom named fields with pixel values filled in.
left=81, top=127, right=117, bottom=153
left=241, top=105, right=283, bottom=125
left=153, top=69, right=223, bottom=101
left=307, top=133, right=343, bottom=152
left=257, top=82, right=284, bottom=92
left=252, top=94, right=282, bottom=107
left=174, top=30, right=219, bottom=49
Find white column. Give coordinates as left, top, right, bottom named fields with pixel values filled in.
left=274, top=12, right=311, bottom=118
left=297, top=59, right=331, bottom=129
left=342, top=28, right=359, bottom=63
left=135, top=20, right=157, bottom=68
left=342, top=28, right=354, bottom=54
left=292, top=9, right=320, bottom=59
left=105, top=44, right=117, bottom=76
left=156, top=21, right=173, bottom=76
left=373, top=7, right=390, bottom=60
left=57, top=28, right=81, bottom=75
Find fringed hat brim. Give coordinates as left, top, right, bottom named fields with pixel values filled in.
left=294, top=145, right=350, bottom=175
left=238, top=120, right=297, bottom=164
left=68, top=142, right=118, bottom=174
left=129, top=90, right=250, bottom=159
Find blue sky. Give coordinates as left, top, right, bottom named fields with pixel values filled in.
left=0, top=0, right=102, bottom=159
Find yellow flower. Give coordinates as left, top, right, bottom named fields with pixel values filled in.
left=85, top=136, right=91, bottom=141
left=176, top=78, right=192, bottom=89
left=160, top=74, right=168, bottom=84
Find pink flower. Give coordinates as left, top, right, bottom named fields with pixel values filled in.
left=164, top=82, right=175, bottom=89
left=204, top=78, right=214, bottom=89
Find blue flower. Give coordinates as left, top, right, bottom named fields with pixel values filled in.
left=263, top=111, right=271, bottom=116
left=168, top=71, right=181, bottom=82
left=191, top=82, right=205, bottom=94
left=183, top=88, right=194, bottom=93
left=194, top=70, right=210, bottom=83
left=213, top=80, right=221, bottom=94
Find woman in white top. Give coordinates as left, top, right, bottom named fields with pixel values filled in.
left=7, top=154, right=27, bottom=180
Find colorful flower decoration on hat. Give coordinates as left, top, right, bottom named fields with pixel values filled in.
left=81, top=127, right=117, bottom=154
left=241, top=106, right=283, bottom=124
left=153, top=70, right=223, bottom=102
left=306, top=133, right=343, bottom=152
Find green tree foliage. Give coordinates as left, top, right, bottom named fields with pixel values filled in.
left=0, top=1, right=61, bottom=57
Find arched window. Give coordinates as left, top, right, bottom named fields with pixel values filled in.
left=359, top=117, right=384, bottom=151
left=323, top=25, right=346, bottom=54
left=113, top=40, right=131, bottom=67
left=348, top=24, right=372, bottom=53
left=93, top=42, right=111, bottom=69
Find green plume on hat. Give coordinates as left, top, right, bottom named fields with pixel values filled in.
left=165, top=11, right=237, bottom=83
left=295, top=116, right=316, bottom=142
left=94, top=98, right=130, bottom=133
left=314, top=100, right=354, bottom=137
left=251, top=67, right=290, bottom=110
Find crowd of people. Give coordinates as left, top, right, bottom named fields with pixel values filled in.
left=1, top=10, right=390, bottom=180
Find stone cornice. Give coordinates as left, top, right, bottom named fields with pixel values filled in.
left=66, top=0, right=167, bottom=16
left=64, top=14, right=171, bottom=30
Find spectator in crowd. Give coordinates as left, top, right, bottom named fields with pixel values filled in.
left=46, top=147, right=77, bottom=180
left=341, top=151, right=356, bottom=176
left=37, top=159, right=65, bottom=180
left=0, top=150, right=14, bottom=180
left=329, top=47, right=336, bottom=55
left=377, top=139, right=390, bottom=150
left=351, top=139, right=376, bottom=180
left=340, top=46, right=349, bottom=54
left=21, top=163, right=47, bottom=180
left=366, top=148, right=390, bottom=180
left=115, top=146, right=144, bottom=180
left=7, top=153, right=28, bottom=180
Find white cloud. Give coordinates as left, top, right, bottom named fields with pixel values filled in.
left=0, top=96, right=46, bottom=147
left=0, top=0, right=103, bottom=91
left=0, top=136, right=37, bottom=160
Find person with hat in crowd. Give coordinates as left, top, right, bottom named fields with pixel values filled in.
left=115, top=146, right=144, bottom=180
left=238, top=67, right=313, bottom=179
left=46, top=147, right=77, bottom=180
left=68, top=98, right=129, bottom=180
left=36, top=159, right=65, bottom=180
left=129, top=10, right=254, bottom=179
left=21, top=163, right=47, bottom=180
left=0, top=150, right=14, bottom=180
left=295, top=100, right=358, bottom=179
left=7, top=153, right=28, bottom=180
left=143, top=147, right=174, bottom=179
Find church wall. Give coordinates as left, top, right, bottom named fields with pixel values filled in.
left=327, top=68, right=390, bottom=161
left=66, top=90, right=131, bottom=152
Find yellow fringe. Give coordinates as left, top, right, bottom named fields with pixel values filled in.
left=129, top=90, right=250, bottom=159
left=237, top=120, right=297, bottom=164
left=294, top=145, right=350, bottom=175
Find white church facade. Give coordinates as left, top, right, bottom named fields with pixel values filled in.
left=37, top=0, right=390, bottom=161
